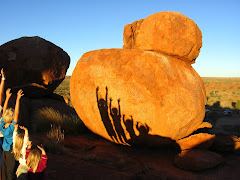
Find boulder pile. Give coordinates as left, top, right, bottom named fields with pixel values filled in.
left=70, top=11, right=206, bottom=146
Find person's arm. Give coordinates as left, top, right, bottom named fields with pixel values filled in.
left=27, top=141, right=32, bottom=150
left=0, top=68, right=6, bottom=107
left=0, top=117, right=6, bottom=131
left=14, top=89, right=24, bottom=123
left=25, top=141, right=32, bottom=160
left=37, top=145, right=46, bottom=155
left=19, top=126, right=29, bottom=156
left=36, top=145, right=47, bottom=172
left=2, top=88, right=12, bottom=115
left=19, top=126, right=28, bottom=138
left=12, top=124, right=18, bottom=145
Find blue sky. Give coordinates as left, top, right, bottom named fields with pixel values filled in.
left=0, top=0, right=239, bottom=77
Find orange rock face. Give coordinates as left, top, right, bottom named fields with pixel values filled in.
left=71, top=11, right=206, bottom=146
left=123, top=11, right=202, bottom=63
left=177, top=133, right=215, bottom=150
left=70, top=49, right=206, bottom=145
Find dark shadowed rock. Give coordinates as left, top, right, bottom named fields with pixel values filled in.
left=0, top=36, right=70, bottom=98
left=210, top=134, right=237, bottom=153
left=174, top=149, right=224, bottom=171
left=6, top=96, right=31, bottom=127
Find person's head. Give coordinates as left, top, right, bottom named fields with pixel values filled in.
left=13, top=133, right=24, bottom=160
left=2, top=108, right=14, bottom=123
left=27, top=149, right=41, bottom=173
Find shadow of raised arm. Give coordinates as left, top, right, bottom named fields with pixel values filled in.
left=96, top=86, right=99, bottom=102
left=105, top=86, right=108, bottom=103
left=118, top=98, right=121, bottom=116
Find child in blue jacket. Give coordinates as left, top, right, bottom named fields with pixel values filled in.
left=0, top=88, right=24, bottom=180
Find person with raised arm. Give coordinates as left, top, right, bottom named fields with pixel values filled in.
left=26, top=141, right=48, bottom=180
left=12, top=124, right=29, bottom=179
left=0, top=68, right=6, bottom=174
left=0, top=89, right=24, bottom=180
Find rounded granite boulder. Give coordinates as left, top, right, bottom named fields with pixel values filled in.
left=70, top=48, right=206, bottom=146
left=123, top=11, right=202, bottom=63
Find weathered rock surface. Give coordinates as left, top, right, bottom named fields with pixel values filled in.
left=198, top=122, right=213, bottom=129
left=123, top=11, right=202, bottom=63
left=70, top=49, right=206, bottom=145
left=192, top=121, right=213, bottom=134
left=210, top=134, right=239, bottom=152
left=177, top=133, right=215, bottom=150
left=0, top=36, right=70, bottom=97
left=174, top=149, right=224, bottom=171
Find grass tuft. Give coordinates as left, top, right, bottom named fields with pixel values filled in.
left=44, top=124, right=65, bottom=154
left=33, top=107, right=84, bottom=134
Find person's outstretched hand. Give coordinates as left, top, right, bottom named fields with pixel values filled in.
left=17, top=89, right=24, bottom=99
left=37, top=145, right=46, bottom=155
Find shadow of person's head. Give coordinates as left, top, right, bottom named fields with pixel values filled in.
left=98, top=99, right=106, bottom=108
left=112, top=108, right=118, bottom=115
left=137, top=122, right=150, bottom=135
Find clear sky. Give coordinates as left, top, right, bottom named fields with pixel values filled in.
left=0, top=0, right=239, bottom=77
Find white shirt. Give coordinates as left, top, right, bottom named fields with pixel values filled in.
left=13, top=131, right=29, bottom=165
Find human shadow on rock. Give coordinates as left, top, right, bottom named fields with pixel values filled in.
left=109, top=98, right=128, bottom=144
left=96, top=86, right=179, bottom=149
left=96, top=86, right=119, bottom=143
left=124, top=117, right=179, bottom=149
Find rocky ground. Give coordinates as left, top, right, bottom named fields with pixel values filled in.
left=43, top=114, right=240, bottom=180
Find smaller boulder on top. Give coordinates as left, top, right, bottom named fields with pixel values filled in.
left=123, top=11, right=202, bottom=63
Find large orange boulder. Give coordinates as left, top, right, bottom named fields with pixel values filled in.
left=70, top=49, right=206, bottom=145
left=123, top=11, right=202, bottom=63
left=0, top=36, right=70, bottom=97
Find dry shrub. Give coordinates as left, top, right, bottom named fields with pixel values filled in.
left=47, top=124, right=64, bottom=143
left=45, top=124, right=65, bottom=154
left=33, top=107, right=84, bottom=134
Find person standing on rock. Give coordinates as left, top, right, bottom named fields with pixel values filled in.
left=0, top=68, right=6, bottom=175
left=0, top=88, right=24, bottom=180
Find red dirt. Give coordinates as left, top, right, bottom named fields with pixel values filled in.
left=44, top=132, right=240, bottom=180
